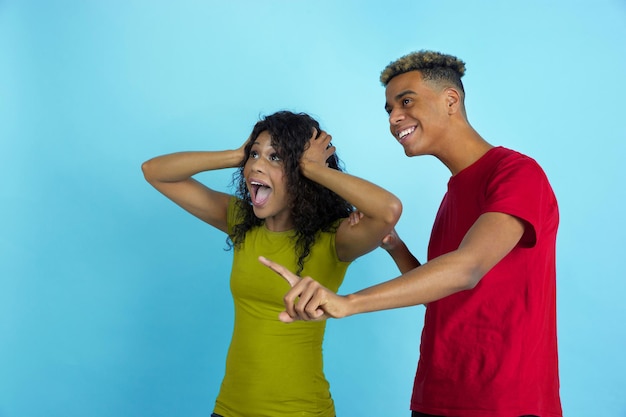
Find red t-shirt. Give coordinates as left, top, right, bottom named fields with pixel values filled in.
left=411, top=147, right=562, bottom=417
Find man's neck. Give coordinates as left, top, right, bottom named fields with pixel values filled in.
left=436, top=125, right=493, bottom=176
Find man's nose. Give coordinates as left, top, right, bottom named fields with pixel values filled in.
left=389, top=108, right=405, bottom=125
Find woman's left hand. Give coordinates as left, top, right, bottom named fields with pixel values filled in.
left=300, top=129, right=335, bottom=168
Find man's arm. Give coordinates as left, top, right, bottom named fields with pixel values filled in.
left=259, top=211, right=525, bottom=322
left=380, top=229, right=421, bottom=274
left=346, top=213, right=421, bottom=274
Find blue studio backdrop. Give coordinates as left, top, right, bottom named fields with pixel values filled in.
left=1, top=1, right=625, bottom=416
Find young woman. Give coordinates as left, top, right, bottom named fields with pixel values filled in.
left=142, top=111, right=401, bottom=417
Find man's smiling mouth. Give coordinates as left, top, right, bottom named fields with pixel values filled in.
left=397, top=126, right=416, bottom=140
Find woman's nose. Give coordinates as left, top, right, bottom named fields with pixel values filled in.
left=250, top=156, right=266, bottom=172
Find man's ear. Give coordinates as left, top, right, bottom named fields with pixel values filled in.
left=444, top=87, right=462, bottom=115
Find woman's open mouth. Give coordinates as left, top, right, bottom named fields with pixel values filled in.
left=250, top=180, right=272, bottom=206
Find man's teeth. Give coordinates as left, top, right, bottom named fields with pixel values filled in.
left=398, top=127, right=415, bottom=139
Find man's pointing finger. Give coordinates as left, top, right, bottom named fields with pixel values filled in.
left=258, top=256, right=301, bottom=287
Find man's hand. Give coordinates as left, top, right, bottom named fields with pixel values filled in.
left=258, top=256, right=348, bottom=322
left=347, top=210, right=401, bottom=252
left=380, top=228, right=402, bottom=252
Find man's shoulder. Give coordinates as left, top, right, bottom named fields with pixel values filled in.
left=489, top=146, right=544, bottom=174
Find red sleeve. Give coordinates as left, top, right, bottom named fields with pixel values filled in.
left=482, top=154, right=557, bottom=248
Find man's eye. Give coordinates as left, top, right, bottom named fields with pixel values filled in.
left=403, top=98, right=411, bottom=106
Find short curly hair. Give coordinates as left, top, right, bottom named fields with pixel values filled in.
left=228, top=111, right=353, bottom=275
left=380, top=50, right=466, bottom=94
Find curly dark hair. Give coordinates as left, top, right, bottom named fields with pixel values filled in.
left=380, top=50, right=466, bottom=95
left=228, top=111, right=353, bottom=275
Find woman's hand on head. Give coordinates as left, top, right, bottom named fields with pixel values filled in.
left=234, top=136, right=251, bottom=166
left=300, top=129, right=335, bottom=169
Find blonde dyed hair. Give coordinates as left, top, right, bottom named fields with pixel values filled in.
left=380, top=50, right=466, bottom=94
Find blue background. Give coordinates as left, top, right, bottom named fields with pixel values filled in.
left=2, top=1, right=625, bottom=416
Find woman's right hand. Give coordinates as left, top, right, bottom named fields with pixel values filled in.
left=234, top=137, right=251, bottom=166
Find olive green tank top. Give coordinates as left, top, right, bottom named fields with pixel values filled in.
left=213, top=197, right=350, bottom=417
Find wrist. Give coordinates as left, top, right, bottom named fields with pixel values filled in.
left=228, top=148, right=246, bottom=167
left=384, top=240, right=406, bottom=255
left=343, top=293, right=363, bottom=317
left=299, top=158, right=321, bottom=176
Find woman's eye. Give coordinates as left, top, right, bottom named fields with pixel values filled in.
left=249, top=150, right=259, bottom=159
left=270, top=153, right=281, bottom=162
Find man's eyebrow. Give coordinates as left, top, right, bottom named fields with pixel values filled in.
left=385, top=90, right=417, bottom=112
left=394, top=89, right=417, bottom=100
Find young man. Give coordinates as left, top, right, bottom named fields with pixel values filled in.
left=259, top=50, right=562, bottom=417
